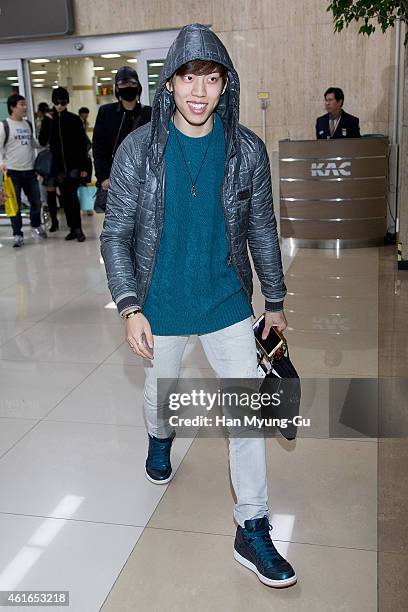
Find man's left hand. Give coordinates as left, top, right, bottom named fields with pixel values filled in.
left=262, top=310, right=287, bottom=339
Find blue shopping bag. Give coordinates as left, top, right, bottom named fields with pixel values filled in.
left=77, top=185, right=97, bottom=212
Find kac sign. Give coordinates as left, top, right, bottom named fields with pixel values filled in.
left=311, top=161, right=352, bottom=177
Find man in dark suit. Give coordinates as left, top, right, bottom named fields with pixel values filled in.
left=316, top=87, right=360, bottom=139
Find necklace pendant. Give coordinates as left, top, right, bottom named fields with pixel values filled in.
left=191, top=185, right=197, bottom=197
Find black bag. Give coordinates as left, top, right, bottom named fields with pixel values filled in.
left=94, top=187, right=108, bottom=213
left=34, top=148, right=53, bottom=178
left=258, top=346, right=301, bottom=441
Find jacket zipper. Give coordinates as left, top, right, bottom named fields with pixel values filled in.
left=221, top=171, right=255, bottom=316
left=58, top=113, right=67, bottom=174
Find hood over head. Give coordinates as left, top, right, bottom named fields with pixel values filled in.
left=149, top=23, right=240, bottom=165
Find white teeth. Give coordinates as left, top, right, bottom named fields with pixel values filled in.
left=189, top=103, right=206, bottom=109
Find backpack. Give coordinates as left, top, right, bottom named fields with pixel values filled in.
left=2, top=118, right=33, bottom=148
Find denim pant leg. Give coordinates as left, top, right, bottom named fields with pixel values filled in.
left=22, top=170, right=42, bottom=228
left=199, top=317, right=269, bottom=527
left=143, top=335, right=190, bottom=438
left=7, top=170, right=23, bottom=236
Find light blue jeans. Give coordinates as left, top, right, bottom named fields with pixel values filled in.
left=143, top=316, right=269, bottom=527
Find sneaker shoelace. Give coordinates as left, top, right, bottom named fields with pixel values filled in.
left=247, top=525, right=283, bottom=568
left=148, top=438, right=172, bottom=471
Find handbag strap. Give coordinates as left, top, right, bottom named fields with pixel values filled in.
left=111, top=112, right=126, bottom=160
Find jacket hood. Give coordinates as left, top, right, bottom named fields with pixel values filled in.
left=149, top=23, right=240, bottom=165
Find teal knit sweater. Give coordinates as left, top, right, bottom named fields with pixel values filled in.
left=142, top=113, right=251, bottom=335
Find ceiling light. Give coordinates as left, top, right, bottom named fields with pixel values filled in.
left=31, top=70, right=47, bottom=75
left=33, top=84, right=44, bottom=88
left=32, top=78, right=45, bottom=82
left=111, top=70, right=118, bottom=74
left=52, top=85, right=58, bottom=89
left=149, top=73, right=159, bottom=78
left=10, top=83, right=20, bottom=87
left=93, top=67, right=104, bottom=71
left=150, top=62, right=164, bottom=67
left=127, top=58, right=138, bottom=63
left=101, top=53, right=121, bottom=59
left=100, top=77, right=112, bottom=81
left=6, top=76, right=18, bottom=80
left=97, top=83, right=102, bottom=86
left=31, top=58, right=50, bottom=64
left=148, top=81, right=156, bottom=85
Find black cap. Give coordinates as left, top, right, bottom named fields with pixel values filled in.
left=115, top=66, right=140, bottom=86
left=52, top=86, right=69, bottom=104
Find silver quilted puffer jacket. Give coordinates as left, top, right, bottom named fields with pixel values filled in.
left=100, top=23, right=286, bottom=316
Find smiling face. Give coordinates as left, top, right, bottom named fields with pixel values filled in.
left=167, top=62, right=227, bottom=137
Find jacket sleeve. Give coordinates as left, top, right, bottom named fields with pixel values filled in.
left=92, top=107, right=111, bottom=183
left=75, top=116, right=89, bottom=171
left=247, top=139, right=286, bottom=312
left=100, top=136, right=141, bottom=315
left=353, top=117, right=361, bottom=137
left=316, top=118, right=323, bottom=139
left=38, top=117, right=50, bottom=147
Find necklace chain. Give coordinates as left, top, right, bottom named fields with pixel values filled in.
left=173, top=116, right=214, bottom=197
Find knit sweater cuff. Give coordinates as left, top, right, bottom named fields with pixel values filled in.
left=265, top=299, right=284, bottom=312
left=116, top=295, right=141, bottom=316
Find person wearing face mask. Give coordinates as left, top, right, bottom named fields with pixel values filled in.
left=92, top=67, right=152, bottom=207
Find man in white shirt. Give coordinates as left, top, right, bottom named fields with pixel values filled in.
left=0, top=94, right=47, bottom=247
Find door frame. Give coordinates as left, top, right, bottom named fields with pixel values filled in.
left=0, top=30, right=178, bottom=122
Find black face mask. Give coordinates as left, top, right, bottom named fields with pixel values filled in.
left=118, top=87, right=138, bottom=102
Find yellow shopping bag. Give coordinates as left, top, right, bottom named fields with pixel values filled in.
left=2, top=171, right=19, bottom=217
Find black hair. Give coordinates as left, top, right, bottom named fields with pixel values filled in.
left=52, top=86, right=69, bottom=104
left=78, top=107, right=89, bottom=114
left=7, top=94, right=25, bottom=115
left=324, top=87, right=344, bottom=105
left=37, top=102, right=50, bottom=114
left=175, top=60, right=228, bottom=86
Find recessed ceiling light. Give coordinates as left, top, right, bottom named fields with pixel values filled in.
left=93, top=67, right=104, bottom=71
left=101, top=53, right=121, bottom=59
left=148, top=81, right=156, bottom=85
left=31, top=58, right=50, bottom=64
left=31, top=70, right=47, bottom=75
left=100, top=77, right=112, bottom=81
left=149, top=73, right=159, bottom=78
left=127, top=58, right=138, bottom=63
left=10, top=83, right=20, bottom=87
left=52, top=85, right=58, bottom=89
left=97, top=83, right=102, bottom=86
left=111, top=70, right=118, bottom=74
left=33, top=84, right=44, bottom=88
left=32, top=78, right=45, bottom=82
left=7, top=76, right=18, bottom=80
left=150, top=62, right=164, bottom=67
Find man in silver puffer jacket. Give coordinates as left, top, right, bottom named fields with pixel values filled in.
left=101, top=23, right=296, bottom=589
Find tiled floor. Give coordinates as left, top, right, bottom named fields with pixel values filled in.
left=0, top=214, right=381, bottom=611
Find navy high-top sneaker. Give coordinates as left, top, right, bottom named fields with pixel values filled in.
left=234, top=516, right=297, bottom=587
left=145, top=430, right=176, bottom=484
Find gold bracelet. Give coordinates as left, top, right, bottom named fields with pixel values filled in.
left=122, top=309, right=141, bottom=319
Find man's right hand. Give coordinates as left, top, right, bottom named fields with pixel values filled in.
left=125, top=312, right=154, bottom=360
left=0, top=164, right=7, bottom=173
left=101, top=179, right=109, bottom=190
